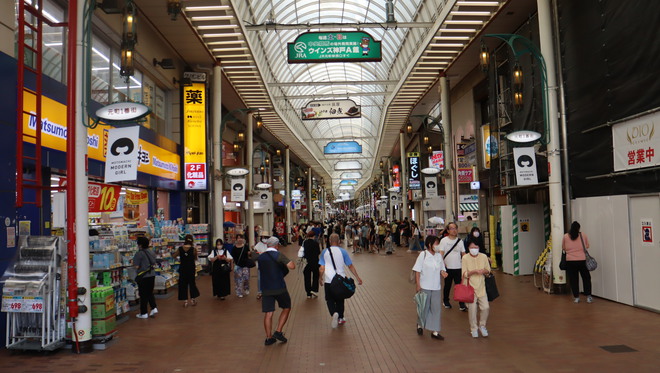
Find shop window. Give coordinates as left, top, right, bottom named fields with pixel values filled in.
left=90, top=36, right=111, bottom=105
left=17, top=0, right=65, bottom=83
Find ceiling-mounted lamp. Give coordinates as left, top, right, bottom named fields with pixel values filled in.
left=479, top=39, right=490, bottom=72
left=153, top=58, right=175, bottom=69
left=119, top=45, right=134, bottom=78
left=167, top=0, right=182, bottom=21
left=122, top=1, right=137, bottom=45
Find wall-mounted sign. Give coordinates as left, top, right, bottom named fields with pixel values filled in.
left=288, top=31, right=382, bottom=63
left=231, top=177, right=246, bottom=202
left=424, top=177, right=438, bottom=198
left=323, top=140, right=362, bottom=154
left=183, top=71, right=207, bottom=83
left=457, top=168, right=474, bottom=184
left=612, top=110, right=659, bottom=172
left=407, top=152, right=421, bottom=190
left=513, top=147, right=539, bottom=185
left=303, top=99, right=361, bottom=120
left=641, top=219, right=653, bottom=245
left=183, top=82, right=207, bottom=190
left=105, top=126, right=140, bottom=182
left=95, top=102, right=151, bottom=122
left=429, top=150, right=444, bottom=170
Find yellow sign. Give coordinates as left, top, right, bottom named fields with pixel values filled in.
left=126, top=190, right=148, bottom=205
left=407, top=152, right=420, bottom=157
left=22, top=91, right=180, bottom=181
left=183, top=82, right=207, bottom=190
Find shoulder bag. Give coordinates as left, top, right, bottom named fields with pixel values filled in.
left=485, top=273, right=499, bottom=301
left=219, top=249, right=232, bottom=273
left=328, top=247, right=356, bottom=300
left=409, top=251, right=427, bottom=283
left=580, top=233, right=597, bottom=271
left=559, top=250, right=567, bottom=270
left=453, top=278, right=475, bottom=303
left=443, top=239, right=461, bottom=259
left=237, top=246, right=256, bottom=268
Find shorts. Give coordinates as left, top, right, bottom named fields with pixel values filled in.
left=262, top=291, right=291, bottom=313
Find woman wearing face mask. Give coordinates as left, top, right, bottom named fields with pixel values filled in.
left=208, top=237, right=233, bottom=300
left=231, top=235, right=251, bottom=298
left=413, top=236, right=449, bottom=340
left=461, top=238, right=491, bottom=338
left=464, top=227, right=487, bottom=254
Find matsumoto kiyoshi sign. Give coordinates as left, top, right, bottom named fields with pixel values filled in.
left=288, top=31, right=382, bottom=63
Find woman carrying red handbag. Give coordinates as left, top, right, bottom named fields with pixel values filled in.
left=461, top=239, right=491, bottom=338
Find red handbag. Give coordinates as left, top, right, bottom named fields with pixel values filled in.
left=453, top=279, right=475, bottom=303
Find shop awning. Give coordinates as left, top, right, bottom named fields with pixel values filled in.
left=459, top=203, right=479, bottom=212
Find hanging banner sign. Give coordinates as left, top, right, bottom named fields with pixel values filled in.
left=513, top=147, right=539, bottom=185
left=407, top=152, right=421, bottom=190
left=429, top=150, right=444, bottom=170
left=323, top=140, right=362, bottom=154
left=126, top=190, right=148, bottom=205
left=293, top=198, right=301, bottom=210
left=183, top=82, right=207, bottom=190
left=58, top=178, right=121, bottom=213
left=612, top=110, right=659, bottom=172
left=481, top=125, right=499, bottom=169
left=392, top=164, right=401, bottom=188
left=288, top=31, right=382, bottom=63
left=425, top=177, right=438, bottom=198
left=303, top=99, right=361, bottom=120
left=231, top=178, right=246, bottom=202
left=105, top=126, right=140, bottom=182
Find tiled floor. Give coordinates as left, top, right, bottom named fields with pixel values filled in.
left=1, top=243, right=659, bottom=372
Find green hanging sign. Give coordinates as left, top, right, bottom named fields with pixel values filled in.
left=288, top=31, right=382, bottom=63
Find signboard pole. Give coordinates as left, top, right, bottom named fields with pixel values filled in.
left=285, top=147, right=292, bottom=243
left=400, top=131, right=409, bottom=220
left=247, top=115, right=255, bottom=250
left=212, top=63, right=224, bottom=241
left=441, top=74, right=456, bottom=222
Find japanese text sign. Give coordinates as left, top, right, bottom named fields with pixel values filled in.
left=612, top=111, right=659, bottom=172
left=288, top=31, right=382, bottom=63
left=183, top=82, right=207, bottom=190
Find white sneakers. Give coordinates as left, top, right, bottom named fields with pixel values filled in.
left=136, top=313, right=148, bottom=319
left=331, top=312, right=339, bottom=328
left=479, top=326, right=489, bottom=337
left=587, top=296, right=594, bottom=303
left=149, top=308, right=158, bottom=317
left=471, top=330, right=478, bottom=338
left=574, top=297, right=580, bottom=303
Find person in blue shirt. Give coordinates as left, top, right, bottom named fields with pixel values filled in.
left=319, top=234, right=363, bottom=328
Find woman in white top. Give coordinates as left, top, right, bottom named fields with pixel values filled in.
left=413, top=236, right=448, bottom=340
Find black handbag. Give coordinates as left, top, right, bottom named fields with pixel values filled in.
left=559, top=250, right=567, bottom=270
left=485, top=273, right=499, bottom=301
left=327, top=247, right=356, bottom=300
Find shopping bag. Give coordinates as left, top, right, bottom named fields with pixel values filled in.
left=485, top=273, right=499, bottom=301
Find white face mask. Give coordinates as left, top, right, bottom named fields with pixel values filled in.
left=473, top=231, right=480, bottom=238
left=261, top=238, right=267, bottom=243
left=469, top=248, right=480, bottom=256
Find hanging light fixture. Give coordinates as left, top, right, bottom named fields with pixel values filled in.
left=120, top=47, right=134, bottom=78
left=379, top=160, right=384, bottom=169
left=423, top=135, right=429, bottom=145
left=479, top=40, right=490, bottom=72
left=255, top=115, right=264, bottom=131
left=427, top=145, right=433, bottom=154
left=167, top=0, right=182, bottom=21
left=119, top=1, right=137, bottom=78
left=265, top=157, right=270, bottom=167
left=406, top=122, right=413, bottom=134
left=260, top=165, right=266, bottom=174
left=513, top=91, right=524, bottom=109
left=233, top=143, right=240, bottom=152
left=276, top=149, right=281, bottom=157
left=237, top=131, right=245, bottom=142
left=513, top=62, right=523, bottom=88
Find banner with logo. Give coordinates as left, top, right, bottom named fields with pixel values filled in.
left=612, top=110, right=659, bottom=171
left=231, top=178, right=246, bottom=202
left=513, top=147, right=539, bottom=185
left=126, top=190, right=148, bottom=205
left=183, top=81, right=207, bottom=190
left=429, top=150, right=444, bottom=170
left=424, top=177, right=438, bottom=198
left=105, top=126, right=140, bottom=182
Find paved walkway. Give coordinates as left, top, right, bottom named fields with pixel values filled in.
left=1, top=243, right=659, bottom=372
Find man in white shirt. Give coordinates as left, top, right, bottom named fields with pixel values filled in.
left=319, top=234, right=363, bottom=328
left=438, top=222, right=466, bottom=310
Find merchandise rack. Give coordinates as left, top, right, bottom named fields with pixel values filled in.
left=2, top=236, right=66, bottom=351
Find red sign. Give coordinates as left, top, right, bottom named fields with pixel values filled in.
left=275, top=222, right=285, bottom=235
left=59, top=178, right=121, bottom=212
left=457, top=168, right=474, bottom=184
left=185, top=163, right=206, bottom=179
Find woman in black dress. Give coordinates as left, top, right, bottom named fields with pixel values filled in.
left=172, top=234, right=201, bottom=306
left=208, top=238, right=233, bottom=300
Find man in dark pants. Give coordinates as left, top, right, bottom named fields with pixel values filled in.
left=133, top=236, right=158, bottom=319
left=319, top=234, right=363, bottom=328
left=255, top=237, right=296, bottom=345
left=439, top=222, right=467, bottom=310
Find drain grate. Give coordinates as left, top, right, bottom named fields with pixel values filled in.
left=600, top=345, right=637, bottom=353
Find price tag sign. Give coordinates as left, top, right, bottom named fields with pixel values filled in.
left=1, top=296, right=44, bottom=313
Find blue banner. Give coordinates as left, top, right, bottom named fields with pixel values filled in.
left=324, top=141, right=362, bottom=154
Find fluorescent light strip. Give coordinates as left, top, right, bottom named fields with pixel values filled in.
left=202, top=33, right=243, bottom=38
left=433, top=36, right=471, bottom=40
left=184, top=6, right=231, bottom=12
left=45, top=42, right=62, bottom=47
left=439, top=28, right=477, bottom=33
left=429, top=43, right=464, bottom=47
left=222, top=59, right=253, bottom=63
left=222, top=65, right=257, bottom=69
left=191, top=16, right=235, bottom=21
left=422, top=56, right=454, bottom=60
left=445, top=20, right=484, bottom=25
left=425, top=50, right=461, bottom=54
left=92, top=47, right=110, bottom=62
left=456, top=1, right=500, bottom=6
left=206, top=40, right=246, bottom=45
left=449, top=11, right=492, bottom=16
left=197, top=25, right=240, bottom=30
left=212, top=47, right=249, bottom=52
